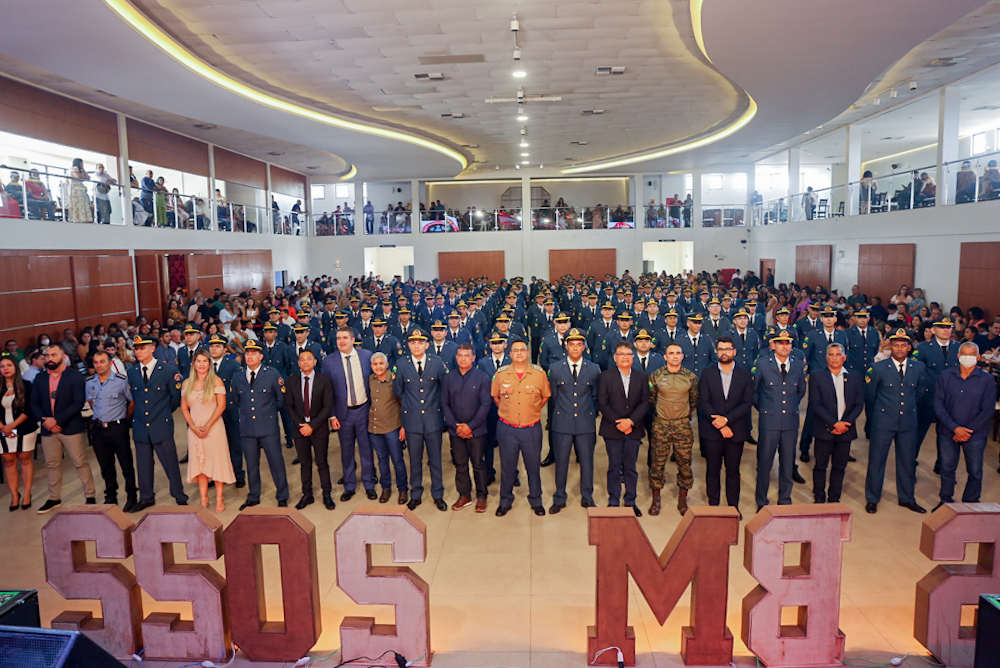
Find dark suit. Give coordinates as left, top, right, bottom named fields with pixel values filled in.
left=753, top=354, right=807, bottom=508
left=286, top=371, right=335, bottom=498
left=808, top=368, right=864, bottom=502
left=323, top=347, right=375, bottom=491
left=697, top=364, right=754, bottom=507
left=548, top=357, right=601, bottom=505
left=232, top=365, right=288, bottom=503
left=598, top=367, right=649, bottom=507
left=429, top=340, right=458, bottom=371
left=126, top=361, right=187, bottom=504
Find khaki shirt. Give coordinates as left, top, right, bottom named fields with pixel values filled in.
left=368, top=372, right=401, bottom=434
left=491, top=364, right=551, bottom=427
left=648, top=365, right=698, bottom=422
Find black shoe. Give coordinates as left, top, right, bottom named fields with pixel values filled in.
left=933, top=463, right=942, bottom=475
left=792, top=468, right=806, bottom=484
left=292, top=457, right=300, bottom=466
left=747, top=435, right=758, bottom=445
left=669, top=453, right=676, bottom=462
left=285, top=440, right=295, bottom=449
left=296, top=496, right=315, bottom=510
left=632, top=506, right=642, bottom=517
left=20, top=500, right=31, bottom=511
left=549, top=503, right=565, bottom=514
left=104, top=497, right=117, bottom=506
left=323, top=495, right=336, bottom=510
left=337, top=477, right=345, bottom=485
left=129, top=500, right=153, bottom=513
left=800, top=452, right=811, bottom=463
left=848, top=455, right=857, bottom=462
left=540, top=454, right=554, bottom=467
left=85, top=497, right=97, bottom=505
left=514, top=476, right=521, bottom=487
left=434, top=499, right=448, bottom=511
left=932, top=501, right=945, bottom=512
left=407, top=498, right=422, bottom=511
left=176, top=499, right=187, bottom=506
left=899, top=501, right=927, bottom=514
left=180, top=455, right=188, bottom=464
left=366, top=489, right=378, bottom=501
left=496, top=505, right=511, bottom=517
left=487, top=475, right=496, bottom=486
left=122, top=499, right=137, bottom=513
left=239, top=500, right=260, bottom=511
left=277, top=500, right=288, bottom=508
left=533, top=506, right=546, bottom=516
left=235, top=478, right=246, bottom=489
left=865, top=502, right=878, bottom=514
left=756, top=505, right=764, bottom=513
left=581, top=500, right=596, bottom=508
left=341, top=490, right=355, bottom=502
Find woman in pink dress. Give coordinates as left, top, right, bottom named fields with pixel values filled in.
left=180, top=349, right=235, bottom=512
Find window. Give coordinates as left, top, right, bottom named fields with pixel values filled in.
left=684, top=174, right=693, bottom=194
left=973, top=132, right=986, bottom=155
left=335, top=183, right=351, bottom=199
left=310, top=184, right=325, bottom=200
left=706, top=174, right=723, bottom=190
left=732, top=173, right=747, bottom=190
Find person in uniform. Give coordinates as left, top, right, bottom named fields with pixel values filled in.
left=702, top=297, right=732, bottom=343
left=599, top=341, right=649, bottom=516
left=586, top=302, right=617, bottom=358
left=364, top=318, right=403, bottom=366
left=547, top=328, right=601, bottom=512
left=428, top=320, right=458, bottom=370
left=491, top=337, right=551, bottom=516
left=912, top=316, right=960, bottom=472
left=730, top=308, right=761, bottom=369
left=86, top=349, right=138, bottom=510
left=175, top=324, right=205, bottom=379
left=261, top=321, right=296, bottom=450
left=677, top=313, right=716, bottom=378
left=231, top=340, right=289, bottom=509
left=266, top=307, right=293, bottom=345
left=647, top=342, right=698, bottom=516
left=864, top=328, right=929, bottom=515
left=291, top=324, right=325, bottom=372
left=207, top=333, right=246, bottom=488
left=126, top=334, right=188, bottom=511
left=478, top=332, right=512, bottom=485
left=599, top=312, right=636, bottom=371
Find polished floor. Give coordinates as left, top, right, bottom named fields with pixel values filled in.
left=1, top=409, right=996, bottom=668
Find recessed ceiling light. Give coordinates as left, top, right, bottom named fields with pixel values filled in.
left=521, top=160, right=529, bottom=164
left=570, top=141, right=588, bottom=145
left=520, top=142, right=529, bottom=147
left=581, top=109, right=604, bottom=115
left=267, top=151, right=283, bottom=156
left=513, top=71, right=526, bottom=78
left=414, top=73, right=445, bottom=81
left=306, top=166, right=321, bottom=170
left=517, top=114, right=528, bottom=121
left=521, top=153, right=529, bottom=157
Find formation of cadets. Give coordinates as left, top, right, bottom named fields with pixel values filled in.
left=18, top=271, right=994, bottom=520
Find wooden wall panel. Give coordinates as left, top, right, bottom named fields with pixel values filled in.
left=127, top=119, right=209, bottom=176
left=794, top=245, right=832, bottom=289
left=548, top=249, right=617, bottom=283
left=221, top=251, right=273, bottom=294
left=438, top=251, right=505, bottom=284
left=188, top=254, right=224, bottom=297
left=858, top=244, right=915, bottom=307
left=214, top=148, right=267, bottom=189
left=958, top=241, right=1000, bottom=320
left=0, top=76, right=119, bottom=156
left=269, top=166, right=306, bottom=199
left=135, top=254, right=166, bottom=325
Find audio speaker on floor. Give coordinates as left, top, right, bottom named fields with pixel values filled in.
left=0, top=625, right=123, bottom=668
left=0, top=591, right=40, bottom=628
left=975, top=594, right=1000, bottom=668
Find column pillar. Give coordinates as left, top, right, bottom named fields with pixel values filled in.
left=354, top=180, right=366, bottom=236
left=691, top=172, right=702, bottom=228
left=116, top=114, right=131, bottom=227
left=207, top=144, right=217, bottom=231
left=846, top=124, right=862, bottom=216
left=937, top=85, right=960, bottom=206
left=409, top=179, right=421, bottom=235
left=787, top=148, right=800, bottom=221
left=521, top=174, right=532, bottom=278
left=745, top=168, right=755, bottom=225
left=265, top=163, right=274, bottom=235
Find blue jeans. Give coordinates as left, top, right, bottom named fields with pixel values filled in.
left=370, top=429, right=408, bottom=491
left=937, top=432, right=986, bottom=503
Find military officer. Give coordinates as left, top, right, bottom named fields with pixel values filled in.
left=392, top=306, right=417, bottom=342
left=175, top=324, right=205, bottom=379
left=262, top=322, right=293, bottom=377
left=586, top=302, right=618, bottom=358
left=266, top=307, right=292, bottom=345
left=291, top=324, right=325, bottom=372
left=529, top=296, right=555, bottom=363
left=478, top=333, right=513, bottom=485
left=745, top=299, right=767, bottom=336
left=86, top=349, right=138, bottom=510
left=208, top=333, right=246, bottom=488
left=730, top=308, right=761, bottom=369
left=657, top=309, right=684, bottom=352
left=429, top=320, right=459, bottom=370
left=598, top=312, right=636, bottom=370
left=912, top=316, right=960, bottom=470
left=632, top=329, right=665, bottom=375
left=793, top=303, right=822, bottom=348
left=647, top=342, right=699, bottom=516
left=845, top=308, right=880, bottom=376
left=539, top=312, right=574, bottom=371
left=677, top=313, right=715, bottom=378
left=364, top=317, right=403, bottom=366
left=770, top=306, right=795, bottom=342
left=444, top=310, right=473, bottom=348
left=702, top=297, right=732, bottom=342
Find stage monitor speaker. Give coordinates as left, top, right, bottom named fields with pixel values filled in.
left=0, top=591, right=40, bottom=628
left=975, top=594, right=1000, bottom=668
left=0, top=625, right=123, bottom=668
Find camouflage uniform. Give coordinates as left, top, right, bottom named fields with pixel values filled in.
left=647, top=365, right=699, bottom=491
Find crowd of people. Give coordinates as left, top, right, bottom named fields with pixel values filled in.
left=2, top=270, right=997, bottom=521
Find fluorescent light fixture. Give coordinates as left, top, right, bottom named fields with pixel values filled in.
left=101, top=0, right=466, bottom=170
left=521, top=160, right=529, bottom=164
left=513, top=71, right=526, bottom=78
left=517, top=113, right=528, bottom=121
left=520, top=142, right=529, bottom=147
left=521, top=153, right=529, bottom=157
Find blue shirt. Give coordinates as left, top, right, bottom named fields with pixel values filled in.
left=85, top=373, right=132, bottom=422
left=933, top=366, right=997, bottom=436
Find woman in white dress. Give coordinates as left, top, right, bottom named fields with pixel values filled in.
left=1, top=353, right=37, bottom=511
left=180, top=350, right=235, bottom=512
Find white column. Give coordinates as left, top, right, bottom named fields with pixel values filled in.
left=937, top=85, right=960, bottom=206
left=355, top=180, right=366, bottom=236
left=521, top=174, right=532, bottom=277
left=116, top=114, right=130, bottom=226
left=691, top=172, right=702, bottom=228
left=207, top=144, right=217, bottom=231
left=745, top=168, right=755, bottom=225
left=788, top=148, right=800, bottom=220
left=846, top=124, right=862, bottom=216
left=265, top=163, right=274, bottom=235
left=409, top=179, right=420, bottom=236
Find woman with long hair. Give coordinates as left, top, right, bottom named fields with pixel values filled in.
left=68, top=158, right=93, bottom=223
left=180, top=349, right=234, bottom=512
left=0, top=353, right=37, bottom=510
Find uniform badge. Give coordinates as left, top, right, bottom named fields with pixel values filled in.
left=174, top=373, right=182, bottom=382
left=175, top=383, right=181, bottom=389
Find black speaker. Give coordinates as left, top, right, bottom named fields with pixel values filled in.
left=975, top=594, right=1000, bottom=668
left=0, top=590, right=40, bottom=628
left=0, top=625, right=124, bottom=667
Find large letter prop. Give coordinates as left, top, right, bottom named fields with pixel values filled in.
left=335, top=507, right=432, bottom=667
left=132, top=507, right=230, bottom=661
left=588, top=506, right=740, bottom=666
left=42, top=505, right=142, bottom=658
left=915, top=503, right=1000, bottom=668
left=224, top=507, right=322, bottom=662
left=741, top=505, right=852, bottom=667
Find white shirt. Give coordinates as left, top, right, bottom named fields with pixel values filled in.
left=341, top=352, right=368, bottom=405
left=245, top=363, right=262, bottom=383
left=300, top=370, right=316, bottom=421
left=619, top=370, right=631, bottom=398
left=895, top=358, right=907, bottom=376
left=830, top=369, right=846, bottom=420
left=140, top=359, right=157, bottom=379
left=719, top=364, right=734, bottom=399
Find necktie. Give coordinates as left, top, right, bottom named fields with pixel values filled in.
left=941, top=344, right=948, bottom=358
left=249, top=369, right=256, bottom=386
left=303, top=376, right=311, bottom=416
left=898, top=362, right=905, bottom=379
left=214, top=362, right=219, bottom=373
left=417, top=360, right=423, bottom=377
left=436, top=344, right=442, bottom=356
left=693, top=335, right=699, bottom=348
left=572, top=362, right=579, bottom=380
left=741, top=331, right=746, bottom=344
left=560, top=336, right=565, bottom=349
left=345, top=355, right=357, bottom=405
left=299, top=347, right=304, bottom=357
left=641, top=357, right=647, bottom=371
left=860, top=328, right=866, bottom=339
left=780, top=362, right=787, bottom=379
left=827, top=333, right=833, bottom=344
left=495, top=358, right=501, bottom=371
left=376, top=338, right=381, bottom=347
left=142, top=365, right=149, bottom=384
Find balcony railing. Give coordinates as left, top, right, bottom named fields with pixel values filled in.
left=531, top=206, right=635, bottom=230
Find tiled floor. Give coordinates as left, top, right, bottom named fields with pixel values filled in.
left=1, top=410, right=996, bottom=668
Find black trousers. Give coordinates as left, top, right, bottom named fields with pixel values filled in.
left=450, top=433, right=488, bottom=499
left=813, top=436, right=852, bottom=502
left=90, top=421, right=137, bottom=502
left=703, top=437, right=744, bottom=507
left=294, top=428, right=332, bottom=498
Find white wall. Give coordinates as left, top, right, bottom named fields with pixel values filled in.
left=642, top=241, right=694, bottom=274
left=363, top=246, right=414, bottom=279
left=312, top=182, right=354, bottom=214
left=365, top=182, right=412, bottom=211
left=642, top=174, right=688, bottom=206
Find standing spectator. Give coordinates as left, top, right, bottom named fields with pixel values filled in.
left=933, top=342, right=996, bottom=509
left=598, top=341, right=649, bottom=516
left=91, top=163, right=117, bottom=224
left=140, top=170, right=156, bottom=214
left=22, top=351, right=45, bottom=384
left=67, top=158, right=93, bottom=223
left=912, top=317, right=959, bottom=471
left=1, top=353, right=37, bottom=511
left=368, top=352, right=407, bottom=505
left=180, top=350, right=234, bottom=513
left=25, top=170, right=57, bottom=220
left=286, top=348, right=335, bottom=510
left=859, top=171, right=877, bottom=214
left=802, top=187, right=817, bottom=220
left=441, top=343, right=491, bottom=511
left=808, top=343, right=864, bottom=503
left=86, top=351, right=138, bottom=511
left=325, top=326, right=376, bottom=501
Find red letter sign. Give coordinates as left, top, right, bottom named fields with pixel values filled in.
left=588, top=506, right=740, bottom=666
left=42, top=505, right=143, bottom=658
left=741, top=505, right=852, bottom=667
left=335, top=507, right=431, bottom=667
left=915, top=503, right=1000, bottom=668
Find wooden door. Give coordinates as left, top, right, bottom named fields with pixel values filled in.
left=795, top=245, right=831, bottom=289
left=759, top=259, right=775, bottom=284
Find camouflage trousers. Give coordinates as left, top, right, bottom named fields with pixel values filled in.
left=650, top=418, right=694, bottom=491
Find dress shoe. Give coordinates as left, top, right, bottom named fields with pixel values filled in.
left=397, top=491, right=409, bottom=505
left=341, top=490, right=355, bottom=502
left=533, top=506, right=546, bottom=516
left=285, top=440, right=294, bottom=449
left=337, top=477, right=345, bottom=485
left=792, top=467, right=806, bottom=484
left=847, top=455, right=857, bottom=463
left=899, top=501, right=927, bottom=514
left=649, top=489, right=661, bottom=516
left=235, top=478, right=246, bottom=489
left=295, top=496, right=315, bottom=510
left=379, top=489, right=392, bottom=504
left=323, top=495, right=336, bottom=510
left=865, top=502, right=878, bottom=514
left=540, top=454, right=554, bottom=467
left=104, top=497, right=117, bottom=506
left=180, top=455, right=188, bottom=464
left=292, top=457, right=300, bottom=466
left=631, top=505, right=642, bottom=517
left=496, top=505, right=511, bottom=517
left=549, top=503, right=565, bottom=515
left=407, top=498, right=422, bottom=511
left=486, top=475, right=496, bottom=486
left=747, top=435, right=758, bottom=445
left=434, top=498, right=448, bottom=511
left=85, top=497, right=97, bottom=505
left=9, top=501, right=19, bottom=512
left=581, top=500, right=596, bottom=508
left=756, top=504, right=764, bottom=513
left=736, top=509, right=744, bottom=521
left=277, top=500, right=288, bottom=508
left=677, top=489, right=688, bottom=516
left=240, top=500, right=260, bottom=511
left=800, top=452, right=810, bottom=463
left=176, top=499, right=188, bottom=506
left=20, top=499, right=32, bottom=511
left=933, top=463, right=941, bottom=475
left=475, top=498, right=488, bottom=513
left=129, top=500, right=153, bottom=513
left=513, top=475, right=521, bottom=487
left=932, top=501, right=945, bottom=512
left=366, top=489, right=378, bottom=501
left=452, top=496, right=472, bottom=511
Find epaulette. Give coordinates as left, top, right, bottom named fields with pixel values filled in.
left=497, top=364, right=511, bottom=373
left=116, top=373, right=127, bottom=380
left=532, top=364, right=544, bottom=372
left=86, top=374, right=96, bottom=381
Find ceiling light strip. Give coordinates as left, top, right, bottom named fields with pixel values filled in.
left=101, top=0, right=466, bottom=171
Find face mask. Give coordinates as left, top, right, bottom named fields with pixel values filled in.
left=959, top=355, right=977, bottom=369
left=40, top=338, right=50, bottom=346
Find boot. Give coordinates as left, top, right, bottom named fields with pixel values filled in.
left=677, top=489, right=689, bottom=516
left=648, top=489, right=661, bottom=516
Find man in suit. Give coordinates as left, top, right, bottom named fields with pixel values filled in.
left=363, top=318, right=403, bottom=367
left=175, top=324, right=205, bottom=379
left=800, top=306, right=849, bottom=463
left=548, top=328, right=601, bottom=512
left=32, top=344, right=95, bottom=513
left=677, top=313, right=716, bottom=378
left=394, top=328, right=449, bottom=511
left=912, top=316, right=960, bottom=471
left=428, top=321, right=459, bottom=370
left=324, top=325, right=377, bottom=501
left=698, top=336, right=754, bottom=515
left=287, top=348, right=336, bottom=510
left=126, top=334, right=188, bottom=512
left=598, top=341, right=649, bottom=516
left=478, top=333, right=512, bottom=485
left=232, top=340, right=289, bottom=509
left=864, top=328, right=930, bottom=514
left=208, top=334, right=246, bottom=488
left=808, top=342, right=864, bottom=504
left=752, top=330, right=807, bottom=510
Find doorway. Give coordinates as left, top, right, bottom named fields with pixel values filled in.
left=759, top=258, right=775, bottom=284
left=364, top=246, right=415, bottom=281
left=642, top=241, right=693, bottom=275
